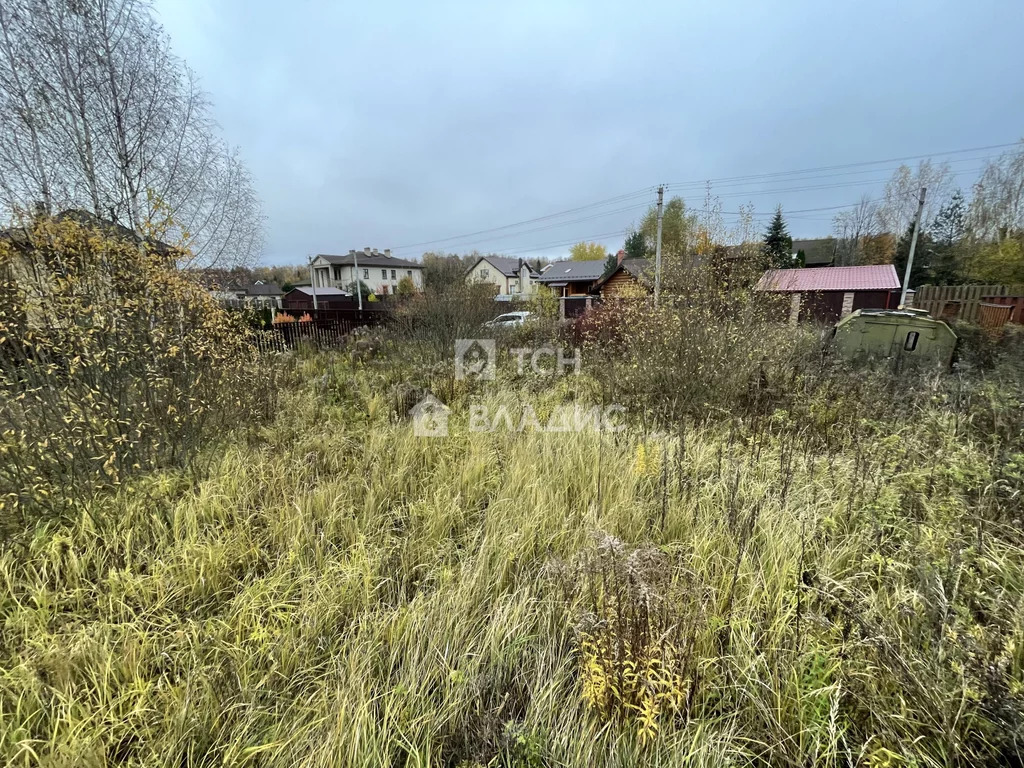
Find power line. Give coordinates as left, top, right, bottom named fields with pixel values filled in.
left=436, top=166, right=981, bottom=256
left=405, top=197, right=865, bottom=256
left=697, top=165, right=990, bottom=201
left=436, top=161, right=991, bottom=255
left=392, top=201, right=651, bottom=254
left=663, top=142, right=1019, bottom=189
left=389, top=140, right=1020, bottom=257
left=492, top=228, right=633, bottom=256
left=390, top=186, right=656, bottom=252
left=662, top=153, right=1008, bottom=197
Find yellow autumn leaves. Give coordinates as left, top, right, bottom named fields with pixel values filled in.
left=0, top=213, right=277, bottom=534
left=580, top=630, right=688, bottom=743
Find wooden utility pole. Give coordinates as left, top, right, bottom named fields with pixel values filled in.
left=654, top=185, right=665, bottom=306
left=899, top=187, right=926, bottom=308
left=308, top=255, right=318, bottom=310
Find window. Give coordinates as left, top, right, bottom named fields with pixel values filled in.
left=480, top=268, right=489, bottom=279
left=904, top=331, right=919, bottom=351
left=407, top=270, right=412, bottom=276
left=381, top=269, right=387, bottom=279
left=333, top=266, right=343, bottom=281
left=391, top=269, right=396, bottom=280
left=363, top=268, right=369, bottom=279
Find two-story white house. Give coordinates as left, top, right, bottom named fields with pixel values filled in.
left=464, top=256, right=539, bottom=296
left=310, top=248, right=423, bottom=296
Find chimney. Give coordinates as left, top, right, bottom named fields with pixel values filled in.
left=363, top=247, right=372, bottom=257
left=384, top=249, right=391, bottom=258
left=616, top=249, right=626, bottom=265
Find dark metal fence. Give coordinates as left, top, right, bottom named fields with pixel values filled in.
left=562, top=296, right=596, bottom=318
left=256, top=308, right=388, bottom=352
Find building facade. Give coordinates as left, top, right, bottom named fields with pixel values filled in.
left=596, top=258, right=652, bottom=298
left=310, top=249, right=423, bottom=296
left=465, top=256, right=538, bottom=295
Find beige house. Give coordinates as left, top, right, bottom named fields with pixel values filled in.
left=310, top=248, right=423, bottom=296
left=465, top=256, right=539, bottom=296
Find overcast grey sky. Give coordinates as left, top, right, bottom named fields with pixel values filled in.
left=154, top=0, right=1024, bottom=265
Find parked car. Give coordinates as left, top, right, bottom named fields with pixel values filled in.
left=481, top=311, right=534, bottom=330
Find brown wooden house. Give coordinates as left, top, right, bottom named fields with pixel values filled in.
left=282, top=286, right=354, bottom=310
left=596, top=258, right=653, bottom=297
left=536, top=259, right=607, bottom=317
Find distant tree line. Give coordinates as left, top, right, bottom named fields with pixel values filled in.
left=830, top=145, right=1024, bottom=285
left=612, top=143, right=1024, bottom=287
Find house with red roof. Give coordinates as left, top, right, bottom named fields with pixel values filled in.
left=755, top=264, right=903, bottom=324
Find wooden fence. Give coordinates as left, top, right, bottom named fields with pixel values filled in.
left=255, top=308, right=388, bottom=353
left=914, top=284, right=1024, bottom=326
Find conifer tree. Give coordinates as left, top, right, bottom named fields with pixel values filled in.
left=762, top=206, right=794, bottom=268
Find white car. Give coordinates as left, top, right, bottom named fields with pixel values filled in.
left=481, top=311, right=534, bottom=330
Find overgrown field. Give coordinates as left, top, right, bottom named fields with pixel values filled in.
left=3, top=334, right=1024, bottom=766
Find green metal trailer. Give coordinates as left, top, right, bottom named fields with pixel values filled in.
left=833, top=308, right=957, bottom=367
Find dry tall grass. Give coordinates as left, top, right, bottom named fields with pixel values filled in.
left=2, top=346, right=1022, bottom=766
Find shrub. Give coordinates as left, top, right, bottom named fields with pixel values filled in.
left=580, top=270, right=810, bottom=423
left=952, top=322, right=1024, bottom=371
left=565, top=535, right=708, bottom=743
left=396, top=275, right=416, bottom=295
left=527, top=285, right=559, bottom=322
left=389, top=284, right=505, bottom=358
left=0, top=214, right=277, bottom=536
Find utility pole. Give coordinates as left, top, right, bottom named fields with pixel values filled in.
left=653, top=185, right=665, bottom=306
left=308, top=255, right=318, bottom=310
left=352, top=249, right=363, bottom=311
left=899, top=187, right=926, bottom=308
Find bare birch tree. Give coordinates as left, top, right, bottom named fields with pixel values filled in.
left=832, top=194, right=880, bottom=265
left=970, top=140, right=1024, bottom=241
left=0, top=0, right=263, bottom=267
left=876, top=160, right=953, bottom=238
left=0, top=2, right=54, bottom=213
